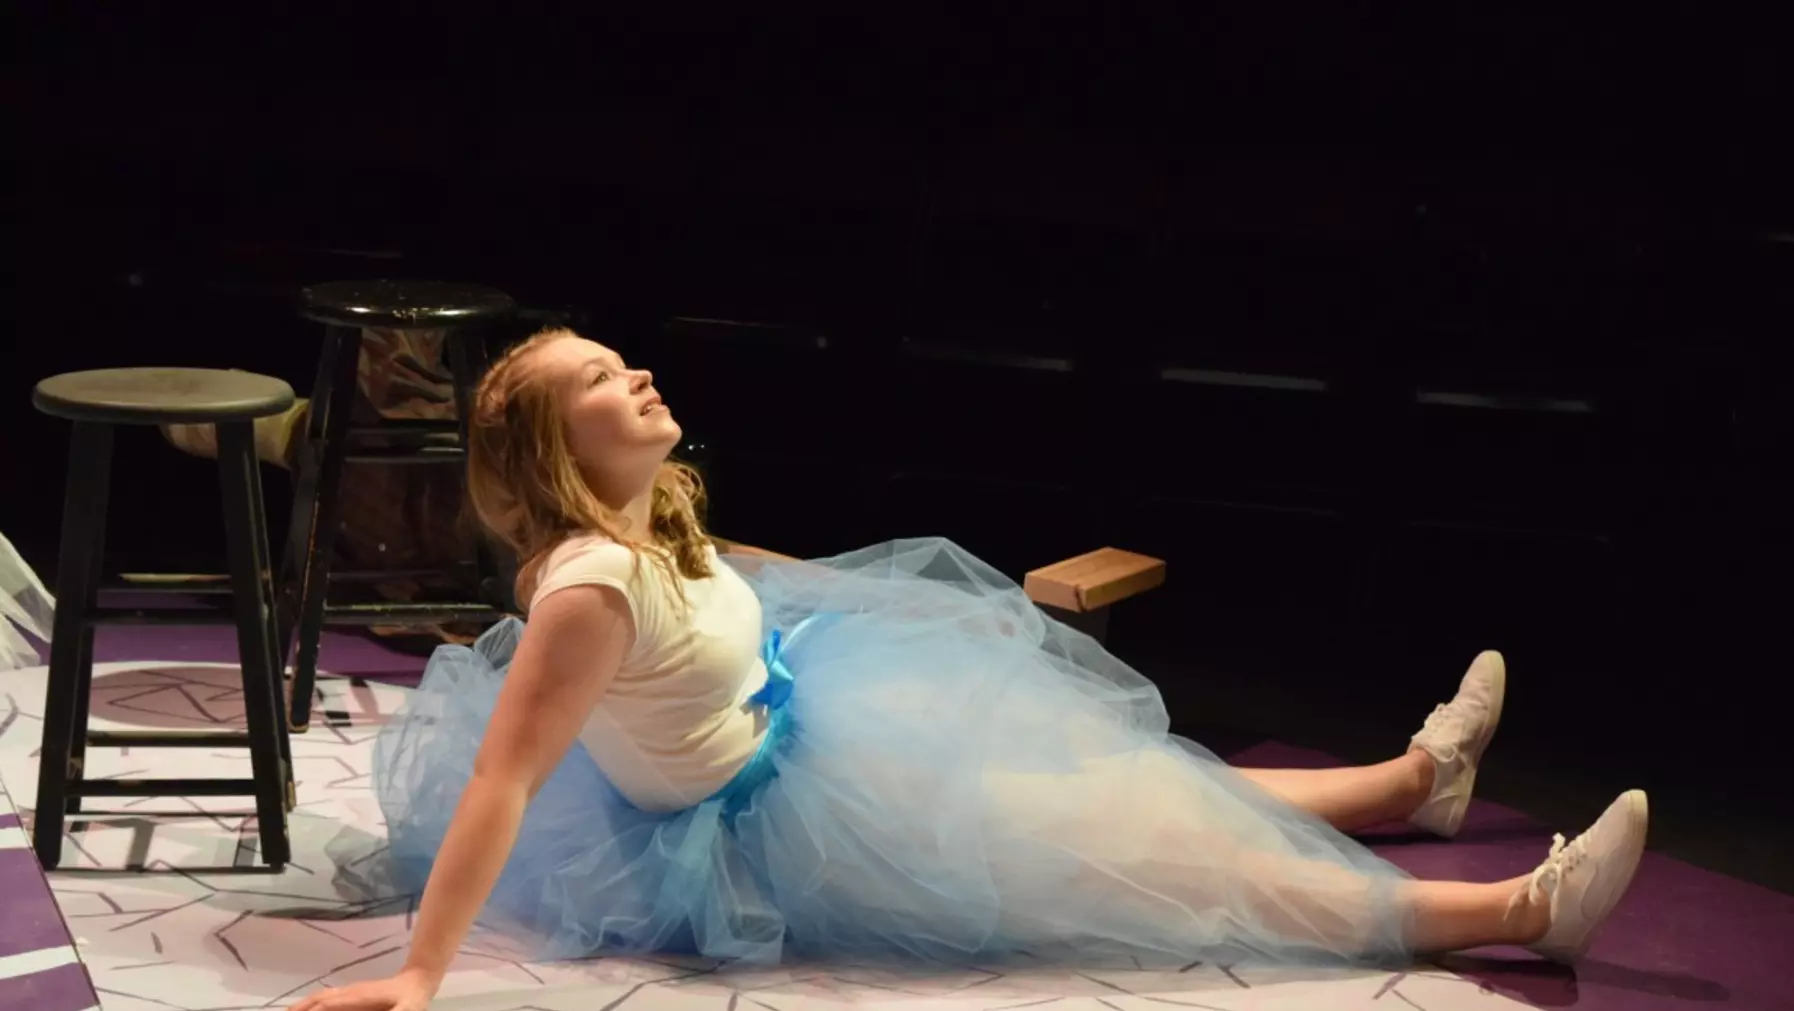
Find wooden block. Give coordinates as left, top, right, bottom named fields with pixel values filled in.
left=1024, top=547, right=1166, bottom=613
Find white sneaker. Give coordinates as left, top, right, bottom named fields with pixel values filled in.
left=1408, top=650, right=1507, bottom=837
left=1520, top=789, right=1650, bottom=963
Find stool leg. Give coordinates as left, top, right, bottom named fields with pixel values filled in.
left=447, top=332, right=515, bottom=609
left=218, top=423, right=292, bottom=868
left=279, top=324, right=363, bottom=731
left=63, top=472, right=111, bottom=818
left=33, top=423, right=113, bottom=869
left=445, top=328, right=485, bottom=435
left=239, top=417, right=296, bottom=811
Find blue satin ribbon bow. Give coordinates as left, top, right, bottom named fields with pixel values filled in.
left=750, top=612, right=841, bottom=710
left=711, top=612, right=845, bottom=816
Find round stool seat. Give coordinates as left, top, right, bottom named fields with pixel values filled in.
left=298, top=280, right=516, bottom=329
left=34, top=368, right=296, bottom=425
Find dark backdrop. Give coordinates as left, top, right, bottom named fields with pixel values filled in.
left=9, top=11, right=1791, bottom=876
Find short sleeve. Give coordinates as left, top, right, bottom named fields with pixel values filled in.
left=529, top=536, right=639, bottom=635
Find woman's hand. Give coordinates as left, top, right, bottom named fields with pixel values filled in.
left=288, top=967, right=439, bottom=1011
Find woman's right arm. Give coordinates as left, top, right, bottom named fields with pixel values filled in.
left=290, top=584, right=633, bottom=1011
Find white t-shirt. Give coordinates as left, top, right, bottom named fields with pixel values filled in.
left=529, top=535, right=770, bottom=812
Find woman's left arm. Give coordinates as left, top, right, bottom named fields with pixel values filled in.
left=711, top=536, right=798, bottom=562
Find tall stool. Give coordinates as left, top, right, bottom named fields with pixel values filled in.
left=279, top=280, right=516, bottom=731
left=31, top=368, right=297, bottom=870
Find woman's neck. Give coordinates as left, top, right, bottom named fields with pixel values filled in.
left=615, top=492, right=654, bottom=542
left=584, top=466, right=658, bottom=543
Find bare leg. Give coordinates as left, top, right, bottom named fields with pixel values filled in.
left=1236, top=752, right=1435, bottom=833
left=996, top=750, right=1633, bottom=962
left=1406, top=876, right=1547, bottom=953
left=1237, top=649, right=1506, bottom=838
left=1183, top=793, right=1643, bottom=960
left=1213, top=849, right=1546, bottom=956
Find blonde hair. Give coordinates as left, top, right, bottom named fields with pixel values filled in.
left=466, top=328, right=714, bottom=605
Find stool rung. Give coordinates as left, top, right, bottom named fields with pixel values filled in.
left=70, top=778, right=263, bottom=798
left=348, top=421, right=460, bottom=437
left=87, top=730, right=254, bottom=748
left=113, top=573, right=233, bottom=593
left=344, top=446, right=466, bottom=463
left=324, top=601, right=502, bottom=625
left=85, top=608, right=236, bottom=626
left=329, top=564, right=475, bottom=584
left=103, top=583, right=234, bottom=596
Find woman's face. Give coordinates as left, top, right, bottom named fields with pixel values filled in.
left=532, top=334, right=681, bottom=490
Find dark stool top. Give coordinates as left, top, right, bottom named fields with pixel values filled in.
left=34, top=368, right=297, bottom=425
left=298, top=280, right=516, bottom=329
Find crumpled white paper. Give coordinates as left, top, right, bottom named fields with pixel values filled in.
left=1, top=531, right=54, bottom=670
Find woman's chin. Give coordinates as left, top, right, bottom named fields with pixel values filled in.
left=647, top=412, right=683, bottom=446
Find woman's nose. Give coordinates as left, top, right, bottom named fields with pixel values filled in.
left=632, top=369, right=653, bottom=389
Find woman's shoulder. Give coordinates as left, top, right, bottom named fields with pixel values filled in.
left=548, top=531, right=636, bottom=566
left=520, top=533, right=639, bottom=606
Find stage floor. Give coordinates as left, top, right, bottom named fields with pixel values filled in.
left=1, top=628, right=1789, bottom=1011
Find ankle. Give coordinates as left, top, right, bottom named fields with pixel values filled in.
left=1404, top=748, right=1439, bottom=803
left=1502, top=878, right=1551, bottom=944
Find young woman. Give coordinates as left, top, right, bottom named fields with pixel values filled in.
left=292, top=329, right=1648, bottom=1011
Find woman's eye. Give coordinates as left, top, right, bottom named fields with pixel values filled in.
left=592, top=370, right=611, bottom=385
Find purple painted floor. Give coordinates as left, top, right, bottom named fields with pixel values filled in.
left=2, top=624, right=1790, bottom=1010
left=88, top=622, right=430, bottom=685
left=1228, top=740, right=1794, bottom=1011
left=0, top=779, right=98, bottom=1011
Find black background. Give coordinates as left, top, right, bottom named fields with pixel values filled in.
left=8, top=11, right=1791, bottom=886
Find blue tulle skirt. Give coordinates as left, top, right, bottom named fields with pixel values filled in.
left=374, top=538, right=1413, bottom=967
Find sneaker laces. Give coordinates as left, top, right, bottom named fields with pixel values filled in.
left=1508, top=831, right=1590, bottom=915
left=1413, top=701, right=1474, bottom=761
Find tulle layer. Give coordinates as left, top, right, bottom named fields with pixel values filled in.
left=374, top=537, right=1412, bottom=967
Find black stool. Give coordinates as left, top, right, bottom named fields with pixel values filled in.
left=279, top=280, right=516, bottom=731
left=31, top=367, right=297, bottom=870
